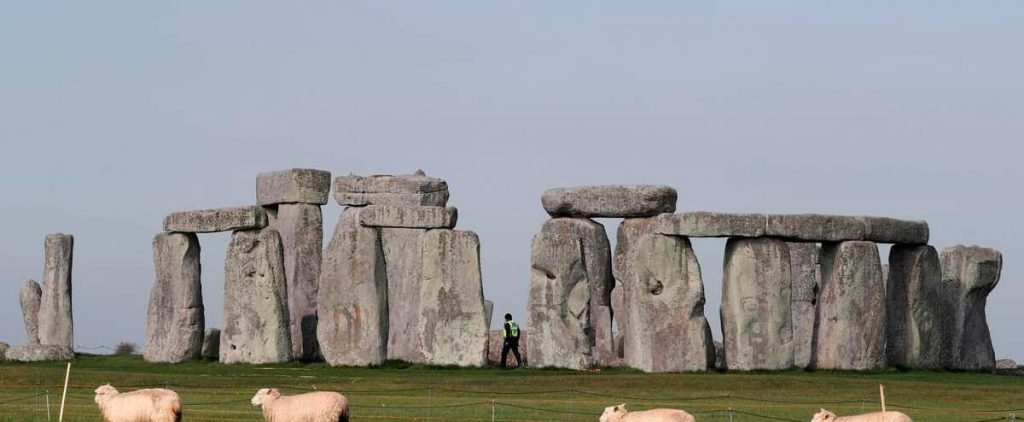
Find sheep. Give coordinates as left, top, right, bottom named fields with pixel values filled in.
left=811, top=409, right=913, bottom=422
left=251, top=388, right=350, bottom=422
left=93, top=384, right=181, bottom=422
left=599, top=403, right=695, bottom=422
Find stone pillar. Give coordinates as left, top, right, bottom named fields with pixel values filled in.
left=38, top=233, right=73, bottom=349
left=317, top=210, right=389, bottom=366
left=527, top=232, right=592, bottom=369
left=610, top=283, right=625, bottom=359
left=788, top=242, right=819, bottom=369
left=145, top=232, right=204, bottom=363
left=624, top=234, right=714, bottom=372
left=202, top=328, right=220, bottom=360
left=812, top=241, right=885, bottom=370
left=541, top=218, right=615, bottom=365
left=721, top=237, right=794, bottom=370
left=886, top=245, right=944, bottom=369
left=417, top=230, right=489, bottom=366
left=381, top=227, right=428, bottom=362
left=20, top=280, right=42, bottom=344
left=221, top=227, right=291, bottom=364
left=612, top=217, right=658, bottom=361
left=940, top=245, right=1002, bottom=370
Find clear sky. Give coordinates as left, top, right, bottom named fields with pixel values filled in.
left=1, top=1, right=1021, bottom=360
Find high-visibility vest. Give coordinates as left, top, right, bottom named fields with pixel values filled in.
left=504, top=321, right=520, bottom=338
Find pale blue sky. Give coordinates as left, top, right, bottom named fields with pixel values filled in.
left=2, top=1, right=1021, bottom=360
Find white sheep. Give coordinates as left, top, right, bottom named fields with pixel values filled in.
left=811, top=409, right=913, bottom=422
left=251, top=388, right=350, bottom=422
left=93, top=384, right=181, bottom=422
left=600, top=403, right=695, bottom=422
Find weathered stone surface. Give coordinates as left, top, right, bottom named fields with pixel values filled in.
left=202, top=328, right=220, bottom=359
left=334, top=173, right=449, bottom=206
left=359, top=205, right=458, bottom=229
left=812, top=241, right=885, bottom=370
left=163, top=206, right=267, bottom=233
left=221, top=228, right=291, bottom=364
left=713, top=341, right=724, bottom=370
left=418, top=230, right=489, bottom=366
left=940, top=245, right=1003, bottom=370
left=317, top=220, right=388, bottom=366
left=487, top=330, right=529, bottom=367
left=484, top=300, right=494, bottom=329
left=721, top=238, right=794, bottom=370
left=859, top=217, right=929, bottom=244
left=527, top=232, right=592, bottom=369
left=624, top=234, right=715, bottom=372
left=4, top=343, right=73, bottom=362
left=541, top=185, right=677, bottom=218
left=612, top=217, right=658, bottom=362
left=765, top=214, right=866, bottom=242
left=0, top=342, right=8, bottom=361
left=886, top=245, right=944, bottom=369
left=996, top=359, right=1018, bottom=369
left=20, top=279, right=41, bottom=344
left=38, top=233, right=73, bottom=349
left=257, top=168, right=332, bottom=206
left=268, top=203, right=323, bottom=361
left=145, top=232, right=204, bottom=363
left=541, top=218, right=615, bottom=365
left=381, top=228, right=427, bottom=362
left=611, top=284, right=625, bottom=359
left=656, top=212, right=765, bottom=238
left=788, top=242, right=819, bottom=369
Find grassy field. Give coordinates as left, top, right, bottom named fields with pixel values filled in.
left=0, top=355, right=1021, bottom=422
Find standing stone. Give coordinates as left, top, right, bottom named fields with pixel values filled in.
left=256, top=168, right=332, bottom=206
left=940, top=245, right=1002, bottom=370
left=269, top=203, right=323, bottom=361
left=202, top=328, right=221, bottom=359
left=484, top=300, right=494, bottom=329
left=721, top=238, right=794, bottom=370
left=20, top=280, right=42, bottom=344
left=418, top=230, right=489, bottom=366
left=611, top=283, right=625, bottom=359
left=221, top=228, right=291, bottom=364
left=541, top=185, right=677, bottom=218
left=317, top=219, right=389, bottom=366
left=527, top=232, right=592, bottom=369
left=788, top=242, right=819, bottom=369
left=38, top=233, right=73, bottom=349
left=0, top=342, right=8, bottom=360
left=812, top=241, right=885, bottom=370
left=886, top=245, right=944, bottom=369
left=612, top=217, right=658, bottom=357
left=145, top=232, right=204, bottom=363
left=381, top=228, right=427, bottom=362
left=541, top=218, right=615, bottom=365
left=624, top=234, right=714, bottom=372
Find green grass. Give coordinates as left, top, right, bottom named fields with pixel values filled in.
left=1, top=355, right=1021, bottom=421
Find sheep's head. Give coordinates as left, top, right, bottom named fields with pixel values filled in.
left=811, top=409, right=837, bottom=422
left=251, top=388, right=281, bottom=407
left=94, top=384, right=119, bottom=405
left=599, top=403, right=628, bottom=422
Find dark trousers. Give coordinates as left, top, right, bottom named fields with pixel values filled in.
left=500, top=337, right=522, bottom=368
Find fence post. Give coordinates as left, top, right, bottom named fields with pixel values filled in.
left=728, top=406, right=734, bottom=422
left=492, top=398, right=496, bottom=422
left=45, top=391, right=51, bottom=422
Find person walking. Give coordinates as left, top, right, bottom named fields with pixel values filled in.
left=500, top=313, right=523, bottom=369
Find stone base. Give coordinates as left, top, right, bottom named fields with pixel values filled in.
left=5, top=343, right=73, bottom=362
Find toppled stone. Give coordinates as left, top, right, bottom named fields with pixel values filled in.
left=202, top=328, right=220, bottom=359
left=269, top=203, right=324, bottom=361
left=359, top=205, right=458, bottom=229
left=5, top=344, right=73, bottom=362
left=418, top=230, right=489, bottom=366
left=163, top=206, right=267, bottom=233
left=317, top=221, right=388, bottom=366
left=527, top=232, right=592, bottom=369
left=886, top=245, right=944, bottom=369
left=859, top=217, right=929, bottom=244
left=996, top=359, right=1018, bottom=370
left=624, top=234, right=714, bottom=372
left=334, top=173, right=449, bottom=207
left=721, top=238, right=794, bottom=370
left=20, top=280, right=41, bottom=344
left=940, top=245, right=1003, bottom=370
left=145, top=232, right=204, bottom=363
left=38, top=233, right=73, bottom=349
left=487, top=330, right=529, bottom=367
left=813, top=241, right=885, bottom=370
left=257, top=168, right=332, bottom=206
left=656, top=212, right=765, bottom=238
left=541, top=185, right=677, bottom=218
left=541, top=218, right=615, bottom=365
left=788, top=242, right=819, bottom=369
left=381, top=228, right=427, bottom=362
left=765, top=214, right=866, bottom=242
left=221, top=228, right=291, bottom=364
